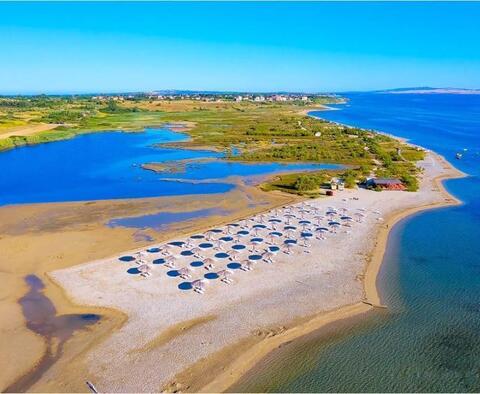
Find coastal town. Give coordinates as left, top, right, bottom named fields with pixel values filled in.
left=90, top=91, right=335, bottom=104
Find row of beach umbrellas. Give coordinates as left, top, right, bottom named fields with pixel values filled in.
left=120, top=201, right=382, bottom=292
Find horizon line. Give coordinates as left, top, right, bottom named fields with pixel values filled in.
left=1, top=86, right=479, bottom=97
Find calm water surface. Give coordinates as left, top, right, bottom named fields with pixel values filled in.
left=0, top=128, right=339, bottom=205
left=108, top=207, right=231, bottom=230
left=234, top=93, right=480, bottom=392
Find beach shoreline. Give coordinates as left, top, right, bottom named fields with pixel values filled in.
left=194, top=153, right=465, bottom=393
left=199, top=117, right=466, bottom=393
left=2, top=110, right=466, bottom=393
left=43, top=148, right=464, bottom=393
left=0, top=184, right=299, bottom=392
left=363, top=151, right=464, bottom=307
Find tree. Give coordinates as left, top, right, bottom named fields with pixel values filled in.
left=294, top=175, right=319, bottom=191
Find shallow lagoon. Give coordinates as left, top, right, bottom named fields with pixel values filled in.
left=0, top=127, right=340, bottom=205
left=108, top=207, right=231, bottom=230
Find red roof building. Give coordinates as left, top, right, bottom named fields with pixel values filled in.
left=372, top=178, right=406, bottom=191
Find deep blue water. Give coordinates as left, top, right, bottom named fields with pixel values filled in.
left=234, top=93, right=480, bottom=392
left=312, top=93, right=480, bottom=172
left=0, top=127, right=339, bottom=205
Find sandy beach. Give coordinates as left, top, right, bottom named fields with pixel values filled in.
left=32, top=151, right=464, bottom=393
left=0, top=183, right=296, bottom=392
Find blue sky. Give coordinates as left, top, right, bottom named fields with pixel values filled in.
left=1, top=2, right=479, bottom=94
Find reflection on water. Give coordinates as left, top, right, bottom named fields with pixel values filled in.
left=5, top=275, right=100, bottom=393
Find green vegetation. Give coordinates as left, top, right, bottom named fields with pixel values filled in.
left=100, top=100, right=140, bottom=114
left=0, top=95, right=425, bottom=191
left=260, top=171, right=334, bottom=197
left=260, top=166, right=375, bottom=197
left=294, top=174, right=322, bottom=191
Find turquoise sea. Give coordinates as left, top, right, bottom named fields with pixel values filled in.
left=233, top=93, right=480, bottom=392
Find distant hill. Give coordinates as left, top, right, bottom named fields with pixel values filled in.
left=379, top=87, right=480, bottom=95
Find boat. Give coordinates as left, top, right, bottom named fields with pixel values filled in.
left=455, top=152, right=463, bottom=159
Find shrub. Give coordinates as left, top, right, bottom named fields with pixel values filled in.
left=294, top=175, right=320, bottom=191
left=401, top=174, right=419, bottom=192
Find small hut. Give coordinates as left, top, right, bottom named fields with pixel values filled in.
left=330, top=177, right=345, bottom=191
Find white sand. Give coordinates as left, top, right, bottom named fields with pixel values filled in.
left=49, top=153, right=454, bottom=392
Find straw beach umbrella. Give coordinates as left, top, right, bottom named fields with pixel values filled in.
left=169, top=241, right=185, bottom=248
left=162, top=243, right=177, bottom=256
left=198, top=242, right=213, bottom=249
left=164, top=255, right=176, bottom=268
left=248, top=254, right=263, bottom=263
left=135, top=251, right=148, bottom=260
left=315, top=227, right=329, bottom=239
left=314, top=215, right=324, bottom=225
left=229, top=248, right=242, bottom=260
left=354, top=212, right=365, bottom=222
left=138, top=263, right=151, bottom=277
left=268, top=218, right=282, bottom=231
left=252, top=224, right=267, bottom=236
left=232, top=243, right=247, bottom=251
left=218, top=269, right=234, bottom=283
left=192, top=279, right=207, bottom=294
left=236, top=230, right=249, bottom=243
left=329, top=221, right=341, bottom=233
left=203, top=257, right=215, bottom=271
left=250, top=237, right=263, bottom=253
left=214, top=251, right=230, bottom=260
left=220, top=236, right=234, bottom=244
left=218, top=269, right=233, bottom=277
left=299, top=220, right=312, bottom=231
left=284, top=226, right=297, bottom=238
left=268, top=231, right=283, bottom=244
left=284, top=213, right=296, bottom=225
left=240, top=218, right=250, bottom=228
left=226, top=223, right=239, bottom=234
left=190, top=247, right=204, bottom=259
left=263, top=251, right=275, bottom=263
left=241, top=260, right=254, bottom=271
left=206, top=229, right=221, bottom=241
left=300, top=232, right=313, bottom=248
left=178, top=267, right=192, bottom=279
left=284, top=239, right=297, bottom=254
